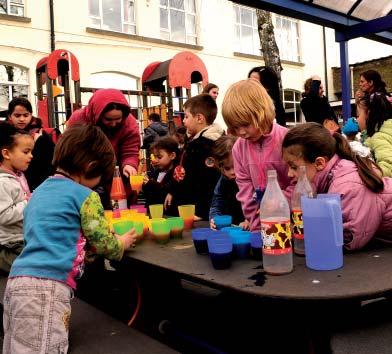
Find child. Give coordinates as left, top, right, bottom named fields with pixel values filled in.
left=0, top=123, right=34, bottom=273
left=282, top=122, right=392, bottom=251
left=3, top=125, right=137, bottom=354
left=221, top=79, right=294, bottom=231
left=174, top=94, right=223, bottom=220
left=208, top=135, right=249, bottom=230
left=143, top=136, right=180, bottom=216
left=356, top=92, right=392, bottom=177
left=342, top=117, right=371, bottom=158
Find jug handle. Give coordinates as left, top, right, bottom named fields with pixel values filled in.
left=327, top=200, right=343, bottom=247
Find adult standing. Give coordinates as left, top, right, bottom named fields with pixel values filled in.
left=68, top=89, right=140, bottom=207
left=7, top=97, right=55, bottom=191
left=358, top=69, right=388, bottom=96
left=300, top=75, right=338, bottom=127
left=248, top=66, right=286, bottom=127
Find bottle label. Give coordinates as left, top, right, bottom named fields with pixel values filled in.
left=261, top=220, right=292, bottom=255
left=291, top=209, right=304, bottom=240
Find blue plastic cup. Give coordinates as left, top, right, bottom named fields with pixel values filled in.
left=207, top=236, right=233, bottom=270
left=221, top=226, right=241, bottom=235
left=213, top=215, right=232, bottom=230
left=230, top=231, right=251, bottom=259
left=192, top=228, right=212, bottom=254
left=250, top=231, right=263, bottom=260
left=209, top=252, right=232, bottom=270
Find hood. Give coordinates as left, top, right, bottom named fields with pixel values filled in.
left=83, top=89, right=131, bottom=124
left=194, top=123, right=225, bottom=141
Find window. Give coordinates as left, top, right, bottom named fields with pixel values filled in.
left=0, top=64, right=29, bottom=112
left=275, top=15, right=300, bottom=62
left=283, top=89, right=302, bottom=126
left=160, top=0, right=197, bottom=45
left=89, top=0, right=136, bottom=34
left=233, top=5, right=259, bottom=56
left=0, top=0, right=24, bottom=16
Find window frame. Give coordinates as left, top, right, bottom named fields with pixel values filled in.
left=282, top=89, right=302, bottom=126
left=274, top=14, right=301, bottom=62
left=0, top=0, right=25, bottom=16
left=233, top=4, right=260, bottom=56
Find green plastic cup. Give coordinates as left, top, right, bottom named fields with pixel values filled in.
left=133, top=220, right=145, bottom=242
left=150, top=218, right=170, bottom=244
left=149, top=204, right=164, bottom=219
left=112, top=220, right=133, bottom=236
left=167, top=217, right=184, bottom=239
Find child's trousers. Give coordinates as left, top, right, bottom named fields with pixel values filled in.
left=3, top=277, right=72, bottom=354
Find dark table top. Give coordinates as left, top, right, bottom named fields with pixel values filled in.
left=125, top=225, right=392, bottom=302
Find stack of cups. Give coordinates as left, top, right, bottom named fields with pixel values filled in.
left=250, top=231, right=263, bottom=260
left=207, top=231, right=233, bottom=270
left=230, top=231, right=251, bottom=259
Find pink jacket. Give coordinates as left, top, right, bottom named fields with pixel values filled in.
left=232, top=123, right=294, bottom=231
left=313, top=155, right=392, bottom=250
left=68, top=89, right=140, bottom=170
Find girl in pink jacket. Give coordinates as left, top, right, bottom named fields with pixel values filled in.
left=282, top=122, right=392, bottom=251
left=222, top=79, right=294, bottom=231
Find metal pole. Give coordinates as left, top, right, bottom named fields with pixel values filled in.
left=339, top=38, right=351, bottom=122
left=49, top=0, right=55, bottom=51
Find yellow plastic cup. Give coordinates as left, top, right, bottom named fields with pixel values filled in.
left=178, top=205, right=195, bottom=230
left=130, top=175, right=144, bottom=193
left=149, top=204, right=164, bottom=219
left=104, top=210, right=113, bottom=222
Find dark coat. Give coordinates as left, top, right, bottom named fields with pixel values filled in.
left=142, top=122, right=168, bottom=151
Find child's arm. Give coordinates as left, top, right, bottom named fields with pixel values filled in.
left=81, top=192, right=136, bottom=260
left=0, top=182, right=27, bottom=226
left=209, top=176, right=225, bottom=229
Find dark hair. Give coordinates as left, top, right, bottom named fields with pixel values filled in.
left=148, top=112, right=161, bottom=122
left=360, top=70, right=388, bottom=94
left=202, top=83, right=218, bottom=94
left=8, top=97, right=33, bottom=116
left=0, top=122, right=31, bottom=162
left=211, top=135, right=237, bottom=166
left=52, top=124, right=115, bottom=181
left=151, top=136, right=180, bottom=164
left=183, top=94, right=217, bottom=125
left=282, top=122, right=384, bottom=193
left=175, top=126, right=187, bottom=135
left=358, top=93, right=392, bottom=137
left=101, top=103, right=130, bottom=120
left=302, top=78, right=314, bottom=97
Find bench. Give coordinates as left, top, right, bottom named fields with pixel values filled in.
left=0, top=277, right=179, bottom=354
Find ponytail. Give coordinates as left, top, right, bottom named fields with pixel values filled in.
left=333, top=133, right=384, bottom=193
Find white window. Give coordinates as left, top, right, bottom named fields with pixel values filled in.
left=160, top=0, right=197, bottom=45
left=89, top=0, right=136, bottom=34
left=233, top=5, right=259, bottom=56
left=275, top=15, right=300, bottom=62
left=0, top=63, right=29, bottom=112
left=283, top=89, right=302, bottom=126
left=0, top=0, right=24, bottom=16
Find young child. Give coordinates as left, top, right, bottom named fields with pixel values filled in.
left=221, top=79, right=294, bottom=231
left=174, top=94, right=223, bottom=220
left=208, top=135, right=249, bottom=229
left=282, top=122, right=392, bottom=251
left=342, top=117, right=371, bottom=158
left=0, top=123, right=34, bottom=273
left=356, top=92, right=392, bottom=177
left=3, top=125, right=137, bottom=354
left=143, top=136, right=180, bottom=216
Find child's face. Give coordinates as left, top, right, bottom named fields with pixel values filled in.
left=209, top=88, right=219, bottom=100
left=356, top=104, right=368, bottom=131
left=184, top=108, right=204, bottom=137
left=233, top=124, right=263, bottom=142
left=9, top=105, right=32, bottom=130
left=282, top=150, right=318, bottom=183
left=1, top=134, right=34, bottom=172
left=220, top=156, right=235, bottom=180
left=152, top=149, right=175, bottom=170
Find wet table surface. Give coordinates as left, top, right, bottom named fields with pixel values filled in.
left=125, top=225, right=392, bottom=302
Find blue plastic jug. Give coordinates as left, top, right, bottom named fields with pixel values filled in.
left=301, top=194, right=343, bottom=270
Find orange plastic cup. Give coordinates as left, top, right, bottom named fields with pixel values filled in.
left=178, top=205, right=195, bottom=230
left=130, top=175, right=144, bottom=194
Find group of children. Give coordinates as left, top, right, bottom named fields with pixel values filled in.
left=1, top=70, right=392, bottom=351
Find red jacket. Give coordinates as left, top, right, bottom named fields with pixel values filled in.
left=68, top=89, right=140, bottom=170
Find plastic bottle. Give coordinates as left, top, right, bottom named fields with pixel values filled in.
left=291, top=166, right=315, bottom=256
left=110, top=166, right=127, bottom=210
left=260, top=169, right=293, bottom=275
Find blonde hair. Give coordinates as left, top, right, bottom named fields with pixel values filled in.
left=221, top=79, right=275, bottom=132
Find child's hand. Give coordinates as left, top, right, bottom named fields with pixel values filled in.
left=164, top=193, right=173, bottom=210
left=116, top=229, right=137, bottom=251
left=239, top=220, right=250, bottom=230
left=143, top=175, right=149, bottom=185
left=194, top=215, right=202, bottom=221
left=210, top=218, right=217, bottom=230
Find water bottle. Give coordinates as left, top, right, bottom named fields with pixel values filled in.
left=260, top=170, right=293, bottom=275
left=291, top=166, right=315, bottom=256
left=110, top=166, right=127, bottom=210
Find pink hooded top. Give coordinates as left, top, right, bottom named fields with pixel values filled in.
left=313, top=155, right=392, bottom=250
left=232, top=123, right=294, bottom=231
left=68, top=89, right=140, bottom=170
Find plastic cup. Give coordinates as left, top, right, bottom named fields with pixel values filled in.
left=178, top=205, right=195, bottom=230
left=221, top=226, right=241, bottom=235
left=213, top=215, right=232, bottom=230
left=149, top=204, right=164, bottom=219
left=230, top=231, right=251, bottom=259
left=150, top=218, right=170, bottom=244
left=112, top=220, right=134, bottom=236
left=133, top=220, right=145, bottom=243
left=131, top=205, right=147, bottom=215
left=130, top=175, right=144, bottom=193
left=167, top=217, right=184, bottom=239
left=104, top=210, right=113, bottom=222
left=192, top=228, right=212, bottom=254
left=207, top=236, right=233, bottom=270
left=250, top=231, right=263, bottom=260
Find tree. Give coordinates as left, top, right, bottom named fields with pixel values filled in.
left=256, top=9, right=283, bottom=94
